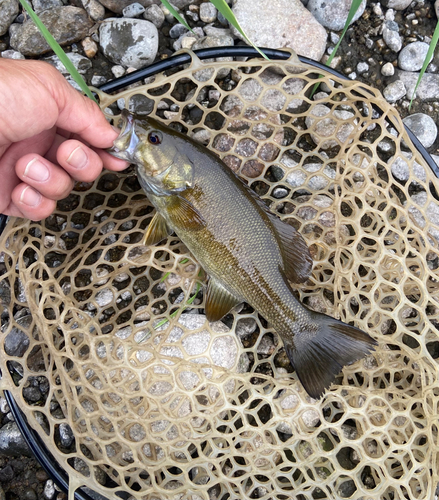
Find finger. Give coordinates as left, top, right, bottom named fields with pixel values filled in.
left=56, top=140, right=104, bottom=183
left=15, top=154, right=73, bottom=201
left=0, top=129, right=56, bottom=214
left=10, top=183, right=56, bottom=221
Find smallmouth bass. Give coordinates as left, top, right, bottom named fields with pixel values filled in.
left=110, top=109, right=376, bottom=398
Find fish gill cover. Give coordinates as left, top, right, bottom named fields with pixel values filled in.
left=0, top=52, right=438, bottom=500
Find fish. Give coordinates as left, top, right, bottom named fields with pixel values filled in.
left=109, top=109, right=377, bottom=399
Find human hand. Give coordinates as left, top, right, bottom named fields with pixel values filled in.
left=0, top=59, right=127, bottom=221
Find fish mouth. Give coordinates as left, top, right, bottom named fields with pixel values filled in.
left=107, top=109, right=138, bottom=160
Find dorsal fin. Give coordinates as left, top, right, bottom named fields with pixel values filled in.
left=205, top=278, right=241, bottom=322
left=234, top=176, right=313, bottom=283
left=270, top=217, right=313, bottom=283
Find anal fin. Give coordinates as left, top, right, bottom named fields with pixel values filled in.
left=143, top=212, right=170, bottom=246
left=205, top=278, right=241, bottom=322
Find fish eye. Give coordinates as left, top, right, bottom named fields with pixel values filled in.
left=148, top=131, right=163, bottom=145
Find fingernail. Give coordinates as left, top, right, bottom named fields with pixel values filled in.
left=24, top=158, right=50, bottom=182
left=20, top=186, right=42, bottom=207
left=67, top=146, right=88, bottom=169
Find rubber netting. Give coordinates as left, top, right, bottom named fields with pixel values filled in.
left=0, top=51, right=438, bottom=500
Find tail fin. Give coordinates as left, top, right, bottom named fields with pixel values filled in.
left=283, top=314, right=377, bottom=399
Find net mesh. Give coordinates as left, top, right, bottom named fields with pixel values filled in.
left=0, top=51, right=438, bottom=500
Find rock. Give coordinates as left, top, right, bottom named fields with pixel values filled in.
left=32, top=0, right=63, bottom=13
left=0, top=49, right=24, bottom=59
left=231, top=0, right=327, bottom=61
left=43, top=480, right=55, bottom=500
left=166, top=0, right=192, bottom=8
left=111, top=65, right=125, bottom=78
left=0, top=0, right=19, bottom=36
left=436, top=0, right=439, bottom=19
left=97, top=0, right=159, bottom=14
left=81, top=0, right=105, bottom=21
left=383, top=24, right=402, bottom=52
left=382, top=0, right=412, bottom=9
left=398, top=42, right=431, bottom=72
left=59, top=423, right=74, bottom=448
left=143, top=4, right=164, bottom=28
left=383, top=80, right=406, bottom=103
left=100, top=18, right=158, bottom=69
left=356, top=61, right=369, bottom=74
left=4, top=319, right=31, bottom=357
left=9, top=7, right=93, bottom=56
left=0, top=465, right=14, bottom=482
left=403, top=113, right=437, bottom=148
left=396, top=70, right=439, bottom=101
left=45, top=52, right=92, bottom=74
left=123, top=2, right=146, bottom=17
left=169, top=23, right=188, bottom=39
left=307, top=0, right=366, bottom=31
left=381, top=62, right=395, bottom=76
left=0, top=422, right=31, bottom=457
left=200, top=2, right=217, bottom=23
left=81, top=36, right=98, bottom=58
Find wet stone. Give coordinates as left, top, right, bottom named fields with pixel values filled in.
left=0, top=0, right=19, bottom=36
left=59, top=423, right=74, bottom=448
left=122, top=2, right=146, bottom=17
left=307, top=0, right=366, bottom=31
left=9, top=7, right=93, bottom=56
left=383, top=80, right=406, bottom=103
left=383, top=25, right=402, bottom=52
left=143, top=4, right=165, bottom=28
left=398, top=42, right=431, bottom=72
left=0, top=422, right=32, bottom=457
left=402, top=113, right=438, bottom=149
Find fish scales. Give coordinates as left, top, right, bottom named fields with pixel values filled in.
left=110, top=109, right=377, bottom=398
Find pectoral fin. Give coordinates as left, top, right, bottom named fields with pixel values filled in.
left=143, top=212, right=171, bottom=246
left=168, top=196, right=206, bottom=231
left=205, top=279, right=241, bottom=322
left=271, top=217, right=313, bottom=283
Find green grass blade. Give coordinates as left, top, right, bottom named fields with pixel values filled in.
left=208, top=0, right=269, bottom=60
left=310, top=0, right=363, bottom=97
left=18, top=0, right=97, bottom=102
left=409, top=19, right=439, bottom=109
left=159, top=0, right=193, bottom=32
left=326, top=0, right=363, bottom=68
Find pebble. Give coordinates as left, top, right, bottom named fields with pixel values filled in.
left=97, top=0, right=149, bottom=14
left=0, top=49, right=25, bottom=59
left=0, top=422, right=31, bottom=457
left=383, top=25, right=402, bottom=52
left=143, top=4, right=165, bottom=28
left=81, top=37, right=98, bottom=58
left=398, top=42, right=431, bottom=72
left=169, top=23, right=188, bottom=39
left=231, top=0, right=327, bottom=61
left=383, top=80, right=406, bottom=103
left=9, top=6, right=93, bottom=56
left=59, top=423, right=75, bottom=448
left=200, top=2, right=217, bottom=23
left=192, top=35, right=234, bottom=79
left=43, top=480, right=56, bottom=500
left=100, top=18, right=159, bottom=69
left=0, top=0, right=19, bottom=36
left=307, top=0, right=366, bottom=31
left=122, top=2, right=146, bottom=17
left=32, top=0, right=63, bottom=13
left=381, top=62, right=395, bottom=76
left=382, top=0, right=412, bottom=9
left=356, top=62, right=369, bottom=74
left=396, top=70, right=439, bottom=101
left=45, top=52, right=92, bottom=74
left=402, top=113, right=438, bottom=148
left=111, top=65, right=126, bottom=78
left=81, top=0, right=105, bottom=21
